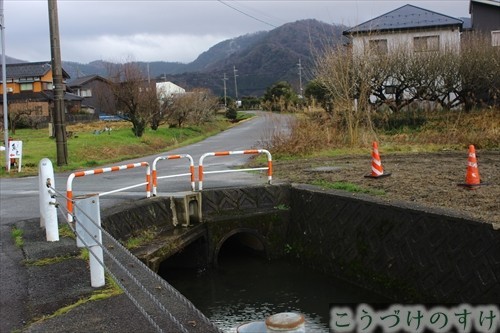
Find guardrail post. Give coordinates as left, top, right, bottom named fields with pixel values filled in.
left=38, top=158, right=59, bottom=242
left=74, top=194, right=105, bottom=288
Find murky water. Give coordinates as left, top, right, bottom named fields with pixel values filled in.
left=161, top=247, right=388, bottom=332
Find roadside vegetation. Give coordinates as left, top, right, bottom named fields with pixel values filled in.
left=2, top=37, right=498, bottom=178
left=0, top=112, right=252, bottom=177
left=11, top=227, right=24, bottom=248
left=262, top=35, right=499, bottom=157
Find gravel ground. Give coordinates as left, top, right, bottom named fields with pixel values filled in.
left=272, top=149, right=500, bottom=228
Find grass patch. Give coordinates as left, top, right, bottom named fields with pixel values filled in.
left=26, top=254, right=76, bottom=266
left=0, top=116, right=238, bottom=177
left=59, top=224, right=75, bottom=239
left=236, top=111, right=255, bottom=121
left=30, top=275, right=122, bottom=325
left=124, top=227, right=158, bottom=249
left=311, top=180, right=386, bottom=196
left=79, top=248, right=89, bottom=261
left=274, top=204, right=290, bottom=211
left=11, top=227, right=24, bottom=247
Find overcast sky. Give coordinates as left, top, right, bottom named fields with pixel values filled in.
left=3, top=0, right=470, bottom=64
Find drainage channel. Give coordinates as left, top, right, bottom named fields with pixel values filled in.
left=159, top=239, right=390, bottom=332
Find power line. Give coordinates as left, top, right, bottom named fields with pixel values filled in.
left=217, top=0, right=278, bottom=28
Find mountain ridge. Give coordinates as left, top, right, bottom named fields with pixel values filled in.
left=7, top=19, right=347, bottom=97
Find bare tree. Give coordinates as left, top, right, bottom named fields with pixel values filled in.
left=163, top=88, right=218, bottom=128
left=458, top=34, right=500, bottom=110
left=313, top=45, right=375, bottom=144
left=107, top=62, right=159, bottom=137
left=8, top=100, right=44, bottom=134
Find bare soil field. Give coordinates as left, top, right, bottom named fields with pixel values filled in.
left=272, top=150, right=500, bottom=228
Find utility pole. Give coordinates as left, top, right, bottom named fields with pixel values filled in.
left=1, top=0, right=9, bottom=171
left=233, top=65, right=238, bottom=101
left=48, top=0, right=67, bottom=166
left=223, top=73, right=228, bottom=107
left=297, top=58, right=303, bottom=98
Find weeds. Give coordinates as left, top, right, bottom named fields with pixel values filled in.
left=265, top=108, right=499, bottom=158
left=125, top=227, right=158, bottom=249
left=29, top=275, right=122, bottom=325
left=59, top=224, right=75, bottom=239
left=26, top=255, right=75, bottom=266
left=79, top=248, right=89, bottom=261
left=311, top=180, right=386, bottom=196
left=11, top=227, right=24, bottom=247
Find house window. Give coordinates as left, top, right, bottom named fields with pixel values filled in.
left=414, top=36, right=440, bottom=52
left=492, top=31, right=500, bottom=47
left=20, top=83, right=33, bottom=91
left=369, top=39, right=388, bottom=54
left=80, top=88, right=92, bottom=97
left=43, top=82, right=53, bottom=90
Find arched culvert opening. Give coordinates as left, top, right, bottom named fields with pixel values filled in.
left=157, top=236, right=208, bottom=280
left=215, top=229, right=268, bottom=267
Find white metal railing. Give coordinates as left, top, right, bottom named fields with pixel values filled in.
left=66, top=162, right=151, bottom=222
left=198, top=149, right=272, bottom=190
left=151, top=154, right=195, bottom=196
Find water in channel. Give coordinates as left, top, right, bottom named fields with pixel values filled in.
left=160, top=239, right=389, bottom=333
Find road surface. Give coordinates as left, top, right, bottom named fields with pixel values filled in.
left=0, top=111, right=287, bottom=332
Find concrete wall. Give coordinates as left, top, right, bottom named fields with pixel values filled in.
left=100, top=184, right=500, bottom=303
left=201, top=184, right=291, bottom=265
left=102, top=196, right=175, bottom=240
left=287, top=184, right=500, bottom=303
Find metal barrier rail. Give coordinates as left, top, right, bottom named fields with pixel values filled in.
left=152, top=154, right=195, bottom=196
left=66, top=162, right=151, bottom=222
left=46, top=186, right=208, bottom=333
left=198, top=149, right=272, bottom=190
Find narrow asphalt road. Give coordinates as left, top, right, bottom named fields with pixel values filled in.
left=0, top=111, right=288, bottom=332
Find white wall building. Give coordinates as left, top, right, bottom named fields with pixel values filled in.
left=156, top=81, right=186, bottom=100
left=344, top=4, right=464, bottom=56
left=343, top=4, right=464, bottom=108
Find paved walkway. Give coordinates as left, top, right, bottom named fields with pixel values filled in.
left=3, top=214, right=221, bottom=333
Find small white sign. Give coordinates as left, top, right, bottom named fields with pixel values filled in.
left=8, top=140, right=22, bottom=172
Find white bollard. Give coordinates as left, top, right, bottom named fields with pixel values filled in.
left=74, top=194, right=105, bottom=288
left=38, top=158, right=59, bottom=241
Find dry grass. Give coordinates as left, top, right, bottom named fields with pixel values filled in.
left=265, top=108, right=500, bottom=157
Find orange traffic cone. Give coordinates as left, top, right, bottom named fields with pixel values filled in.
left=459, top=145, right=482, bottom=188
left=365, top=141, right=391, bottom=178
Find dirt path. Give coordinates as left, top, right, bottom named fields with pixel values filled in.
left=272, top=150, right=500, bottom=228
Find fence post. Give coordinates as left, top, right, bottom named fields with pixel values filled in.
left=38, top=158, right=59, bottom=241
left=74, top=194, right=105, bottom=288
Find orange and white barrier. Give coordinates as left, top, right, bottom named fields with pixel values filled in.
left=66, top=162, right=151, bottom=222
left=152, top=154, right=195, bottom=196
left=198, top=149, right=272, bottom=191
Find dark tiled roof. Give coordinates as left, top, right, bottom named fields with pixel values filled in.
left=1, top=91, right=83, bottom=103
left=344, top=4, right=464, bottom=35
left=68, top=74, right=108, bottom=87
left=0, top=61, right=70, bottom=80
left=3, top=91, right=53, bottom=102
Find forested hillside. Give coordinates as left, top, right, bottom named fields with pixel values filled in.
left=9, top=19, right=347, bottom=97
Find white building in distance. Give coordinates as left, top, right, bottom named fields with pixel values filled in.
left=156, top=81, right=186, bottom=100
